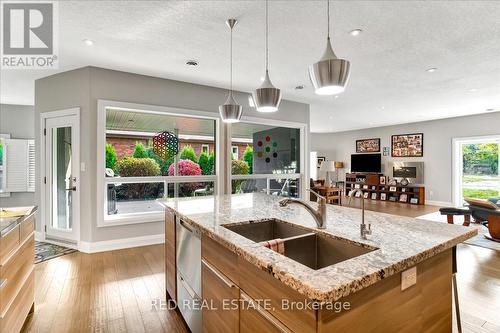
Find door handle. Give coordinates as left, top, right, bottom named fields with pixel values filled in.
left=65, top=186, right=77, bottom=191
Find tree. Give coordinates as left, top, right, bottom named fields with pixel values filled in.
left=243, top=145, right=253, bottom=174
left=198, top=151, right=212, bottom=175
left=105, top=144, right=117, bottom=170
left=231, top=160, right=250, bottom=193
left=132, top=142, right=148, bottom=158
left=114, top=157, right=162, bottom=200
left=180, top=145, right=198, bottom=162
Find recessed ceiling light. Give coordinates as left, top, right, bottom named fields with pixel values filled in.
left=186, top=60, right=198, bottom=66
left=468, top=88, right=478, bottom=92
left=329, top=115, right=333, bottom=120
left=334, top=95, right=339, bottom=99
left=295, top=85, right=304, bottom=90
left=349, top=29, right=363, bottom=36
left=426, top=67, right=437, bottom=73
left=486, top=108, right=495, bottom=112
left=83, top=39, right=94, bottom=46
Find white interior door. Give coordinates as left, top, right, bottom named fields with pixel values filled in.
left=44, top=113, right=80, bottom=243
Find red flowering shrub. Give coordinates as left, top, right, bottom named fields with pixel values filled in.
left=168, top=159, right=202, bottom=176
left=168, top=159, right=202, bottom=196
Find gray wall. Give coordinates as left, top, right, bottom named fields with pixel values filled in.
left=311, top=112, right=500, bottom=205
left=0, top=104, right=35, bottom=207
left=35, top=66, right=309, bottom=243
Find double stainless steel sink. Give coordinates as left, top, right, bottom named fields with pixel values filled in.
left=223, top=219, right=377, bottom=270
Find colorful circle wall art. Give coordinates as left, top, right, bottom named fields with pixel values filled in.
left=254, top=135, right=278, bottom=163
left=152, top=131, right=179, bottom=160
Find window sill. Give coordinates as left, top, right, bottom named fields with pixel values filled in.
left=100, top=211, right=164, bottom=227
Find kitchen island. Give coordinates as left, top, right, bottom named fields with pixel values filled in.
left=160, top=193, right=476, bottom=333
left=0, top=206, right=36, bottom=333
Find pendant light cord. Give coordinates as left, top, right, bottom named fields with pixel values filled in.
left=327, top=0, right=330, bottom=39
left=230, top=25, right=233, bottom=92
left=266, top=0, right=269, bottom=72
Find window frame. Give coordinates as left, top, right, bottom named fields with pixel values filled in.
left=96, top=100, right=221, bottom=227
left=201, top=144, right=210, bottom=155
left=228, top=117, right=308, bottom=199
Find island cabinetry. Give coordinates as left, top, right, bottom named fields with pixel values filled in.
left=201, top=235, right=239, bottom=333
left=165, top=209, right=176, bottom=301
left=0, top=212, right=35, bottom=333
left=317, top=249, right=452, bottom=333
left=240, top=291, right=293, bottom=333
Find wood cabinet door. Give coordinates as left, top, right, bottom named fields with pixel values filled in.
left=240, top=292, right=292, bottom=333
left=202, top=259, right=239, bottom=333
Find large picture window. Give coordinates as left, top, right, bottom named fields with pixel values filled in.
left=102, top=107, right=217, bottom=223
left=230, top=122, right=302, bottom=198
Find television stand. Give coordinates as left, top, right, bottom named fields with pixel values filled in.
left=345, top=173, right=425, bottom=205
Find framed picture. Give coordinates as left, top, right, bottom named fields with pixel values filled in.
left=371, top=193, right=377, bottom=200
left=389, top=196, right=397, bottom=202
left=356, top=138, right=381, bottom=153
left=399, top=194, right=408, bottom=202
left=379, top=176, right=386, bottom=185
left=363, top=192, right=369, bottom=199
left=388, top=178, right=397, bottom=186
left=410, top=198, right=419, bottom=204
left=362, top=185, right=369, bottom=190
left=389, top=186, right=397, bottom=192
left=317, top=156, right=326, bottom=168
left=383, top=146, right=390, bottom=156
left=391, top=133, right=424, bottom=157
left=401, top=188, right=407, bottom=192
left=380, top=193, right=387, bottom=200
left=354, top=184, right=361, bottom=189
left=355, top=191, right=362, bottom=198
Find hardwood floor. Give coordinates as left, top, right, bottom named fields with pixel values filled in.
left=21, top=202, right=500, bottom=333
left=21, top=246, right=188, bottom=333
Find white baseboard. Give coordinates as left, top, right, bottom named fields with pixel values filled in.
left=425, top=200, right=453, bottom=207
left=78, top=233, right=165, bottom=254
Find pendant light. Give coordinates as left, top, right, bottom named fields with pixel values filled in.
left=309, top=0, right=350, bottom=95
left=252, top=0, right=282, bottom=112
left=219, top=19, right=242, bottom=123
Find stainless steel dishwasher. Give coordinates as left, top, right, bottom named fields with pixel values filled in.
left=176, top=219, right=201, bottom=333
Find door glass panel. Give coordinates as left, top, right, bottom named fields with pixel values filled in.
left=462, top=141, right=499, bottom=202
left=52, top=127, right=73, bottom=230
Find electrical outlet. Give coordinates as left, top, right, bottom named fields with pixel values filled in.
left=401, top=267, right=417, bottom=291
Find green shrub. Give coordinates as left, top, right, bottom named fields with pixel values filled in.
left=114, top=157, right=162, bottom=200
left=105, top=144, right=117, bottom=170
left=231, top=160, right=250, bottom=193
left=146, top=147, right=172, bottom=176
left=115, top=157, right=160, bottom=176
left=180, top=145, right=198, bottom=162
left=132, top=142, right=148, bottom=158
left=243, top=145, right=253, bottom=174
left=208, top=152, right=215, bottom=173
left=198, top=151, right=212, bottom=175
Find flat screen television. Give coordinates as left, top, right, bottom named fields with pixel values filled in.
left=351, top=154, right=381, bottom=173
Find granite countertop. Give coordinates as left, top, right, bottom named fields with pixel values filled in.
left=0, top=206, right=37, bottom=237
left=159, top=193, right=476, bottom=302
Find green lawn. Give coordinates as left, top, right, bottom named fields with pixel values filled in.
left=463, top=189, right=499, bottom=199
left=463, top=174, right=499, bottom=182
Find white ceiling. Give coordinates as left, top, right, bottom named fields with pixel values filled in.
left=1, top=1, right=499, bottom=133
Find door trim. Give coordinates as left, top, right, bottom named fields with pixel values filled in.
left=452, top=134, right=500, bottom=206
left=40, top=108, right=81, bottom=247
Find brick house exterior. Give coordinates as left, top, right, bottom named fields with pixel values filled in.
left=107, top=134, right=249, bottom=160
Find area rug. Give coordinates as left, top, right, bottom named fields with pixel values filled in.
left=35, top=241, right=77, bottom=264
left=416, top=212, right=500, bottom=251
